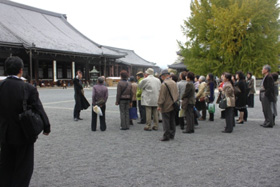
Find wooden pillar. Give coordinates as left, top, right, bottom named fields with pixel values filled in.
left=130, top=66, right=132, bottom=76
left=85, top=61, right=89, bottom=81
left=72, top=61, right=75, bottom=79
left=104, top=58, right=107, bottom=77
left=34, top=59, right=39, bottom=83
left=53, top=60, right=57, bottom=83
left=111, top=64, right=114, bottom=77
left=29, top=49, right=33, bottom=83
left=99, top=58, right=102, bottom=75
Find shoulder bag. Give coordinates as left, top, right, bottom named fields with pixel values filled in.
left=164, top=83, right=180, bottom=112
left=19, top=83, right=44, bottom=139
left=218, top=98, right=227, bottom=109
left=120, top=82, right=130, bottom=99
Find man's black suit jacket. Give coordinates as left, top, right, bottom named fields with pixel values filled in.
left=263, top=74, right=275, bottom=102
left=0, top=77, right=50, bottom=144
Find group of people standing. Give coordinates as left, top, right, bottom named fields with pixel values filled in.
left=73, top=65, right=279, bottom=141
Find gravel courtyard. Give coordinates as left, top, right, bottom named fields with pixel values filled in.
left=29, top=87, right=280, bottom=187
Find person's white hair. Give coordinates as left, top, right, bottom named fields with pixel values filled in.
left=199, top=75, right=205, bottom=82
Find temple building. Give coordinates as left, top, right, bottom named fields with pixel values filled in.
left=168, top=51, right=187, bottom=73
left=0, top=0, right=158, bottom=85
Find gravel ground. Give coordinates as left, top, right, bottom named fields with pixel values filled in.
left=29, top=88, right=280, bottom=187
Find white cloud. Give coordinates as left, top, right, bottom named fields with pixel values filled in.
left=11, top=0, right=191, bottom=68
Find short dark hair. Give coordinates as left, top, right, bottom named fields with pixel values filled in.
left=120, top=70, right=128, bottom=80
left=136, top=73, right=144, bottom=78
left=187, top=71, right=195, bottom=81
left=5, top=56, right=24, bottom=75
left=76, top=70, right=82, bottom=75
left=129, top=76, right=136, bottom=82
left=171, top=74, right=178, bottom=82
left=236, top=71, right=245, bottom=80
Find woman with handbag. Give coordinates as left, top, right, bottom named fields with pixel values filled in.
left=221, top=73, right=235, bottom=133
left=195, top=76, right=207, bottom=120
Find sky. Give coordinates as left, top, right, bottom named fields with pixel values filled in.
left=11, top=0, right=192, bottom=68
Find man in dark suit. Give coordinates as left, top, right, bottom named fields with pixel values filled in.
left=73, top=70, right=90, bottom=121
left=260, top=65, right=275, bottom=128
left=0, top=56, right=51, bottom=187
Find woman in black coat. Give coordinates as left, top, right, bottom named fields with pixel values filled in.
left=235, top=71, right=247, bottom=124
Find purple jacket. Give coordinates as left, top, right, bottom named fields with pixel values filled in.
left=92, top=84, right=108, bottom=105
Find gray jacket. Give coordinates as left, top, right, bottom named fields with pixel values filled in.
left=177, top=80, right=187, bottom=100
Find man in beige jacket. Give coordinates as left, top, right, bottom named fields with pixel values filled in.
left=158, top=69, right=179, bottom=141
left=139, top=68, right=161, bottom=131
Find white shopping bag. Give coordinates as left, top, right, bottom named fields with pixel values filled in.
left=93, top=105, right=103, bottom=116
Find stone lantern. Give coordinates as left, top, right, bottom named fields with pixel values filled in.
left=89, top=66, right=99, bottom=86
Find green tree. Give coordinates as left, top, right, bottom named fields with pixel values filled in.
left=179, top=0, right=280, bottom=77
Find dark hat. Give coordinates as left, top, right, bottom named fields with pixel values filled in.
left=136, top=71, right=144, bottom=76
left=128, top=76, right=135, bottom=82
left=160, top=69, right=170, bottom=76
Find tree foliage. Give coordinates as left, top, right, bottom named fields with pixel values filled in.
left=179, top=0, right=280, bottom=77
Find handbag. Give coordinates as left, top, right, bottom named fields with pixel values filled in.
left=129, top=107, right=138, bottom=119
left=19, top=84, right=44, bottom=139
left=178, top=108, right=186, bottom=117
left=193, top=107, right=201, bottom=118
left=208, top=103, right=215, bottom=114
left=219, top=98, right=227, bottom=109
left=164, top=83, right=180, bottom=112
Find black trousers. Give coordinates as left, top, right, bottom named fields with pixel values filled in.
left=185, top=104, right=195, bottom=132
left=247, top=94, right=254, bottom=108
left=175, top=110, right=179, bottom=126
left=162, top=111, right=176, bottom=139
left=91, top=105, right=106, bottom=131
left=0, top=143, right=34, bottom=187
left=225, top=107, right=235, bottom=132
left=137, top=100, right=146, bottom=123
left=73, top=106, right=81, bottom=119
left=179, top=117, right=185, bottom=129
left=209, top=112, right=214, bottom=121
